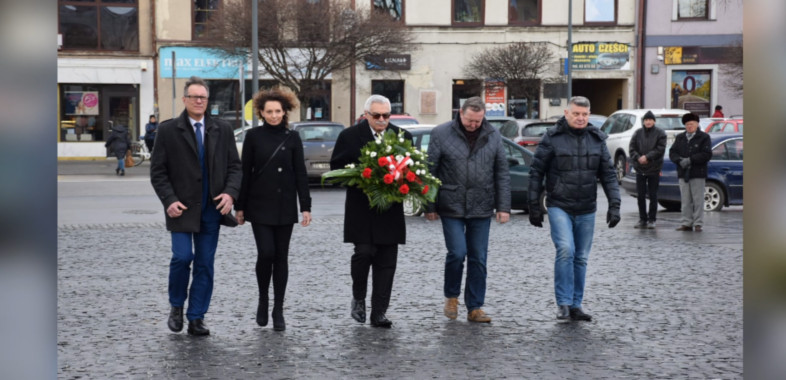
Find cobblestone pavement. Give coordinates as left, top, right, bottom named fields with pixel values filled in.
left=58, top=208, right=742, bottom=379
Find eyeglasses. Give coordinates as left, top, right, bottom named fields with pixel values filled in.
left=185, top=95, right=208, bottom=102
left=367, top=112, right=391, bottom=120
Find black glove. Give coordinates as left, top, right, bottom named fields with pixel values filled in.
left=606, top=207, right=621, bottom=228
left=529, top=208, right=543, bottom=228
left=679, top=157, right=691, bottom=168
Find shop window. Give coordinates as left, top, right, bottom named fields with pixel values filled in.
left=508, top=0, right=540, bottom=26
left=58, top=0, right=139, bottom=51
left=60, top=84, right=138, bottom=144
left=372, top=80, right=405, bottom=115
left=194, top=0, right=221, bottom=40
left=676, top=0, right=708, bottom=20
left=584, top=0, right=616, bottom=24
left=452, top=79, right=483, bottom=119
left=373, top=0, right=404, bottom=22
left=453, top=0, right=484, bottom=26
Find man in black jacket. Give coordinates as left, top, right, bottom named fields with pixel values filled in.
left=330, top=95, right=413, bottom=328
left=629, top=111, right=667, bottom=228
left=669, top=112, right=712, bottom=232
left=528, top=96, right=621, bottom=322
left=150, top=76, right=242, bottom=335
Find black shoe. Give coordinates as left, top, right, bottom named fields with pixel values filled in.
left=370, top=313, right=392, bottom=328
left=256, top=299, right=268, bottom=327
left=187, top=319, right=210, bottom=336
left=634, top=220, right=646, bottom=229
left=115, top=168, right=120, bottom=176
left=168, top=306, right=184, bottom=332
left=120, top=169, right=125, bottom=176
left=569, top=307, right=592, bottom=321
left=351, top=299, right=366, bottom=323
left=272, top=304, right=285, bottom=331
left=556, top=305, right=570, bottom=320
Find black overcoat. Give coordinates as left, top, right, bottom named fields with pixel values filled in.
left=235, top=124, right=312, bottom=225
left=330, top=120, right=413, bottom=245
left=150, top=111, right=242, bottom=232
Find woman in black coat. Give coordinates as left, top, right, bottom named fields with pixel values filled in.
left=235, top=88, right=311, bottom=331
left=104, top=123, right=130, bottom=176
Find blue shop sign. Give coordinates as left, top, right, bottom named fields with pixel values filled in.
left=159, top=46, right=246, bottom=79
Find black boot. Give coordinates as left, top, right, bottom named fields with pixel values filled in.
left=272, top=300, right=285, bottom=331
left=256, top=298, right=269, bottom=327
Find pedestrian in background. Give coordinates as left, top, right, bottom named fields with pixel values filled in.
left=528, top=96, right=621, bottom=322
left=144, top=115, right=157, bottom=154
left=424, top=96, right=511, bottom=324
left=150, top=76, right=242, bottom=336
left=629, top=111, right=667, bottom=229
left=669, top=112, right=712, bottom=232
left=104, top=123, right=130, bottom=176
left=712, top=105, right=724, bottom=118
left=330, top=95, right=413, bottom=328
left=235, top=88, right=312, bottom=332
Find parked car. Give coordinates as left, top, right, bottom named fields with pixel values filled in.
left=600, top=108, right=689, bottom=182
left=402, top=124, right=545, bottom=215
left=699, top=117, right=723, bottom=131
left=498, top=119, right=556, bottom=151
left=235, top=121, right=346, bottom=181
left=588, top=114, right=607, bottom=128
left=620, top=133, right=743, bottom=212
left=485, top=115, right=516, bottom=130
left=704, top=118, right=743, bottom=133
left=355, top=113, right=419, bottom=126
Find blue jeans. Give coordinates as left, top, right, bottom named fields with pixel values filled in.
left=441, top=216, right=491, bottom=311
left=548, top=207, right=595, bottom=309
left=169, top=219, right=221, bottom=321
left=117, top=158, right=125, bottom=171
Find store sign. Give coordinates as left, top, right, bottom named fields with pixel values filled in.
left=365, top=54, right=411, bottom=71
left=670, top=70, right=712, bottom=117
left=484, top=79, right=506, bottom=117
left=159, top=47, right=246, bottom=79
left=64, top=91, right=99, bottom=115
left=664, top=46, right=740, bottom=65
left=571, top=42, right=630, bottom=70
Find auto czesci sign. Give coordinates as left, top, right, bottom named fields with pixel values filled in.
left=571, top=42, right=630, bottom=70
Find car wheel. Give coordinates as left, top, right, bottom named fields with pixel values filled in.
left=704, top=182, right=725, bottom=211
left=403, top=197, right=422, bottom=217
left=614, top=154, right=627, bottom=183
left=658, top=200, right=681, bottom=212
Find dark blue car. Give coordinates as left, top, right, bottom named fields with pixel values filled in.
left=621, top=133, right=743, bottom=212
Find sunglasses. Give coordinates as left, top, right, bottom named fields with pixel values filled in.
left=367, top=112, right=391, bottom=120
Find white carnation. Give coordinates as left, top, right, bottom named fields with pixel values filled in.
left=370, top=151, right=377, bottom=157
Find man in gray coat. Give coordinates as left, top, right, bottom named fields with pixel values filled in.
left=425, top=96, right=511, bottom=323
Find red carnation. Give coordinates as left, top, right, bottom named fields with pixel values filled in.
left=362, top=167, right=372, bottom=179
left=399, top=184, right=410, bottom=194
left=421, top=185, right=429, bottom=194
left=383, top=174, right=394, bottom=184
left=406, top=171, right=416, bottom=182
left=378, top=157, right=389, bottom=167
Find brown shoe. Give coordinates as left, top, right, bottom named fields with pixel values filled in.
left=694, top=225, right=703, bottom=232
left=675, top=225, right=692, bottom=231
left=467, top=309, right=491, bottom=323
left=444, top=297, right=458, bottom=320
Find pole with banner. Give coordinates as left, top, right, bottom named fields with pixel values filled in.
left=172, top=51, right=176, bottom=119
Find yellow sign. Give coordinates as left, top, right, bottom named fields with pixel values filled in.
left=244, top=99, right=255, bottom=121
left=664, top=47, right=682, bottom=65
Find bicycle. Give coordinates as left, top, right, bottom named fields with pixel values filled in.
left=129, top=140, right=150, bottom=167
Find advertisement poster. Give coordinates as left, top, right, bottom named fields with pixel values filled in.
left=670, top=70, right=711, bottom=116
left=64, top=91, right=99, bottom=115
left=571, top=42, right=630, bottom=70
left=484, top=79, right=506, bottom=117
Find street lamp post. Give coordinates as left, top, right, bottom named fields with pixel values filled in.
left=567, top=0, right=573, bottom=101
left=251, top=0, right=259, bottom=127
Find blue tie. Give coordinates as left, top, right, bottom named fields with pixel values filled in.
left=194, top=122, right=204, bottom=159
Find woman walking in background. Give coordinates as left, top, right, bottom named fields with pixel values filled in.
left=235, top=88, right=312, bottom=331
left=105, top=123, right=130, bottom=176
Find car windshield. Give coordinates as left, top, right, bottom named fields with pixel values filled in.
left=297, top=125, right=343, bottom=141
left=655, top=116, right=686, bottom=131
left=522, top=124, right=551, bottom=137
left=392, top=118, right=419, bottom=126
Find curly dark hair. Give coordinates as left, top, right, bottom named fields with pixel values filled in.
left=253, top=87, right=299, bottom=126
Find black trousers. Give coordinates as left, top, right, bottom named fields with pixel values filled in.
left=251, top=223, right=294, bottom=302
left=636, top=172, right=660, bottom=222
left=352, top=243, right=398, bottom=313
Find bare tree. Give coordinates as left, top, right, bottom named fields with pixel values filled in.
left=463, top=42, right=555, bottom=118
left=721, top=42, right=743, bottom=98
left=206, top=0, right=414, bottom=120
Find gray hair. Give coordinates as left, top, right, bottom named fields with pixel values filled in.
left=461, top=96, right=485, bottom=113
left=184, top=76, right=209, bottom=97
left=364, top=95, right=391, bottom=111
left=567, top=96, right=590, bottom=109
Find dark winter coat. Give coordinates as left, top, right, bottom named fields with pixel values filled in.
left=150, top=111, right=242, bottom=232
left=629, top=125, right=667, bottom=176
left=145, top=122, right=157, bottom=141
left=425, top=117, right=511, bottom=218
left=330, top=120, right=412, bottom=245
left=668, top=129, right=712, bottom=180
left=236, top=123, right=311, bottom=225
left=528, top=117, right=621, bottom=215
left=104, top=124, right=130, bottom=159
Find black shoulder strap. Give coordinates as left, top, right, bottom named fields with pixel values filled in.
left=254, top=131, right=293, bottom=178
